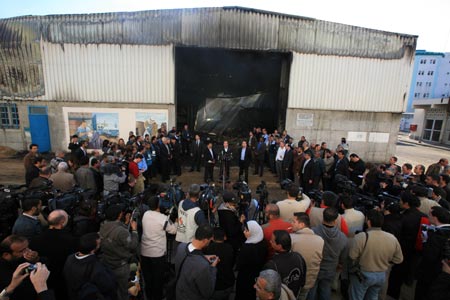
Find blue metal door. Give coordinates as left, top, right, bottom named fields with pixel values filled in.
left=28, top=106, right=51, bottom=152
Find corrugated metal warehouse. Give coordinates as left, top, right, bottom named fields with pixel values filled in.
left=0, top=7, right=417, bottom=162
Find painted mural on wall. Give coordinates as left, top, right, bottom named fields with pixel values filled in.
left=68, top=112, right=119, bottom=149
left=135, top=112, right=168, bottom=137
left=63, top=107, right=169, bottom=150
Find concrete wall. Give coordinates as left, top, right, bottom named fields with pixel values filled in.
left=285, top=108, right=402, bottom=163
left=0, top=101, right=175, bottom=152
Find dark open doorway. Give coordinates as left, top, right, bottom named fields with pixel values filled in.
left=175, top=47, right=291, bottom=137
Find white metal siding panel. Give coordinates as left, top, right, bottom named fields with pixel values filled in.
left=288, top=52, right=413, bottom=112
left=39, top=41, right=174, bottom=104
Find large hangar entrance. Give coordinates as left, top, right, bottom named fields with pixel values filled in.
left=175, top=47, right=291, bottom=137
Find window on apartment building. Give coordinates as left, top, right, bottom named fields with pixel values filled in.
left=431, top=59, right=436, bottom=64
left=423, top=93, right=430, bottom=97
left=426, top=82, right=432, bottom=87
left=0, top=103, right=20, bottom=129
left=416, top=82, right=422, bottom=87
left=428, top=71, right=434, bottom=75
left=418, top=70, right=424, bottom=75
left=420, top=59, right=427, bottom=64
left=414, top=93, right=420, bottom=98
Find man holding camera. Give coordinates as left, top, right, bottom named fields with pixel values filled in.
left=174, top=225, right=219, bottom=300
left=277, top=183, right=311, bottom=222
left=99, top=205, right=139, bottom=300
left=0, top=235, right=40, bottom=300
left=415, top=206, right=450, bottom=300
left=176, top=184, right=208, bottom=244
left=348, top=210, right=403, bottom=300
left=141, top=196, right=177, bottom=300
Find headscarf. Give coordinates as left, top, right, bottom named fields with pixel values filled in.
left=245, top=220, right=264, bottom=244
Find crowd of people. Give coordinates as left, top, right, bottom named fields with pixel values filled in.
left=1, top=124, right=450, bottom=300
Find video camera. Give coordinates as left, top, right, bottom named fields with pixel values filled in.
left=199, top=183, right=219, bottom=212
left=334, top=174, right=357, bottom=195
left=233, top=180, right=252, bottom=216
left=157, top=179, right=183, bottom=218
left=279, top=178, right=303, bottom=200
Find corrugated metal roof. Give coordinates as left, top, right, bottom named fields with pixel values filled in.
left=288, top=52, right=414, bottom=112
left=0, top=6, right=417, bottom=99
left=38, top=42, right=174, bottom=103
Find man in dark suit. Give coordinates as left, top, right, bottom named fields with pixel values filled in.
left=300, top=151, right=314, bottom=193
left=159, top=137, right=172, bottom=182
left=73, top=140, right=88, bottom=164
left=238, top=141, right=252, bottom=182
left=30, top=210, right=78, bottom=300
left=219, top=141, right=233, bottom=181
left=254, top=137, right=266, bottom=177
left=204, top=142, right=216, bottom=182
left=190, top=134, right=203, bottom=172
left=333, top=150, right=350, bottom=188
left=282, top=143, right=294, bottom=181
left=170, top=137, right=182, bottom=176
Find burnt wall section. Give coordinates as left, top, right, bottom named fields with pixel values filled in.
left=0, top=7, right=417, bottom=98
left=175, top=47, right=288, bottom=134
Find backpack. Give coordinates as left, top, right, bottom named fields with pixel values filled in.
left=78, top=261, right=105, bottom=300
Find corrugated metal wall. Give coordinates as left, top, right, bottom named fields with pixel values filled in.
left=288, top=52, right=413, bottom=112
left=38, top=42, right=174, bottom=103
left=0, top=7, right=417, bottom=108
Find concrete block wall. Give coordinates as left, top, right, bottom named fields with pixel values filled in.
left=0, top=100, right=175, bottom=152
left=285, top=108, right=402, bottom=163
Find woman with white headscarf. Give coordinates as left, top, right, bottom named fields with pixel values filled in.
left=235, top=220, right=268, bottom=300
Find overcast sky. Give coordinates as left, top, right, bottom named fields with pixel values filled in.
left=2, top=0, right=450, bottom=52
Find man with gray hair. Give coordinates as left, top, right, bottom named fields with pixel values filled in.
left=254, top=269, right=296, bottom=300
left=176, top=184, right=207, bottom=243
left=49, top=162, right=76, bottom=192
left=50, top=150, right=65, bottom=173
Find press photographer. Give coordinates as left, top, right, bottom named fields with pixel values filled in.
left=217, top=191, right=246, bottom=256
left=415, top=206, right=450, bottom=300
left=175, top=184, right=208, bottom=244
left=232, top=180, right=259, bottom=221
left=277, top=182, right=311, bottom=222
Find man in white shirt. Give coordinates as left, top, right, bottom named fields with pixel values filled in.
left=277, top=183, right=311, bottom=222
left=141, top=196, right=177, bottom=300
left=275, top=141, right=286, bottom=182
left=340, top=195, right=365, bottom=237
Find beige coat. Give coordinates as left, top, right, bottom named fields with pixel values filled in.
left=290, top=228, right=324, bottom=289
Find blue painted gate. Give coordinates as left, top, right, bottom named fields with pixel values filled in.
left=28, top=106, right=51, bottom=152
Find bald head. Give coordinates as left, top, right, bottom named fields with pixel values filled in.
left=48, top=209, right=69, bottom=229
left=265, top=203, right=280, bottom=219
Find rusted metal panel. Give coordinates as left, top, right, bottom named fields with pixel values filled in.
left=288, top=52, right=414, bottom=112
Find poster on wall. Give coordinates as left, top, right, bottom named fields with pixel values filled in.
left=135, top=112, right=168, bottom=137
left=68, top=112, right=119, bottom=149
left=63, top=107, right=169, bottom=150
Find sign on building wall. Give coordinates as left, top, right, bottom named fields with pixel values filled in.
left=347, top=132, right=367, bottom=142
left=63, top=107, right=168, bottom=149
left=296, top=113, right=314, bottom=127
left=368, top=132, right=390, bottom=143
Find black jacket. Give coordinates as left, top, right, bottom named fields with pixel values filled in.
left=30, top=229, right=78, bottom=300
left=238, top=147, right=252, bottom=168
left=64, top=254, right=117, bottom=300
left=204, top=241, right=236, bottom=290
left=218, top=208, right=245, bottom=254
